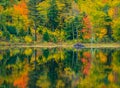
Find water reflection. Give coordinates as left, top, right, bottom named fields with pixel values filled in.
left=0, top=48, right=120, bottom=88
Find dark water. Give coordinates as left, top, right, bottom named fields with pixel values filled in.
left=0, top=48, right=120, bottom=88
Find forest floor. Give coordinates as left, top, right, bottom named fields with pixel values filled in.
left=0, top=41, right=120, bottom=48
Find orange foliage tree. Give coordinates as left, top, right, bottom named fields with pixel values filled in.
left=13, top=1, right=30, bottom=31
left=13, top=1, right=28, bottom=19
left=14, top=72, right=29, bottom=88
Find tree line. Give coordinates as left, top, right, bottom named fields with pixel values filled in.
left=0, top=0, right=120, bottom=43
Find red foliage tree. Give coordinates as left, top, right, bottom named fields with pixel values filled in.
left=82, top=15, right=92, bottom=39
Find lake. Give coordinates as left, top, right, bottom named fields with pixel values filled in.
left=0, top=48, right=120, bottom=88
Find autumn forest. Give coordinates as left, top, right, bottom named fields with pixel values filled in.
left=0, top=0, right=120, bottom=88
left=0, top=0, right=120, bottom=44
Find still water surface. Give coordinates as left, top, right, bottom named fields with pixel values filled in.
left=0, top=48, right=120, bottom=88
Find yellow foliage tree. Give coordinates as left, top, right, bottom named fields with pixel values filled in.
left=36, top=75, right=50, bottom=88
left=0, top=54, right=3, bottom=61
left=99, top=51, right=107, bottom=63
left=99, top=28, right=107, bottom=39
left=56, top=80, right=65, bottom=88
left=24, top=36, right=32, bottom=43
left=108, top=73, right=114, bottom=82
left=108, top=8, right=114, bottom=18
left=24, top=48, right=32, bottom=56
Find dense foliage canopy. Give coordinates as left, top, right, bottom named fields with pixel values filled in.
left=0, top=0, right=120, bottom=43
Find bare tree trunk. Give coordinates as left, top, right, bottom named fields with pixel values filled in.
left=34, top=48, right=37, bottom=70
left=72, top=23, right=74, bottom=40
left=76, top=28, right=78, bottom=42
left=34, top=24, right=37, bottom=42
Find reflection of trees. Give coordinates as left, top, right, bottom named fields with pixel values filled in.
left=0, top=48, right=91, bottom=87
left=78, top=49, right=120, bottom=88
left=111, top=50, right=120, bottom=85
left=64, top=50, right=82, bottom=73
left=0, top=48, right=33, bottom=88
left=106, top=49, right=114, bottom=66
left=0, top=48, right=120, bottom=87
left=47, top=59, right=58, bottom=88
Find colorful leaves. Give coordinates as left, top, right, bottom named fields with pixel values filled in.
left=99, top=52, right=107, bottom=63
left=83, top=51, right=91, bottom=59
left=108, top=8, right=114, bottom=18
left=36, top=75, right=50, bottom=88
left=64, top=67, right=75, bottom=80
left=13, top=1, right=28, bottom=18
left=24, top=48, right=32, bottom=56
left=0, top=54, right=3, bottom=61
left=81, top=58, right=87, bottom=63
left=81, top=51, right=91, bottom=75
left=83, top=62, right=91, bottom=75
left=0, top=5, right=3, bottom=13
left=108, top=73, right=115, bottom=82
left=83, top=16, right=91, bottom=29
left=37, top=1, right=49, bottom=15
left=14, top=72, right=28, bottom=88
left=81, top=16, right=92, bottom=39
left=24, top=36, right=32, bottom=43
left=99, top=28, right=107, bottom=39
left=102, top=0, right=108, bottom=3
left=56, top=80, right=65, bottom=88
left=81, top=28, right=91, bottom=39
left=0, top=31, right=3, bottom=37
left=0, top=79, right=3, bottom=85
left=112, top=18, right=120, bottom=40
left=81, top=28, right=87, bottom=33
left=84, top=33, right=91, bottom=39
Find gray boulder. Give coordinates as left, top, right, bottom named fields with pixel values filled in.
left=74, top=43, right=85, bottom=49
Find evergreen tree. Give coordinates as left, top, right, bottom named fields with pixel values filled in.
left=64, top=15, right=83, bottom=40
left=47, top=0, right=59, bottom=31
left=28, top=0, right=43, bottom=41
left=43, top=32, right=50, bottom=42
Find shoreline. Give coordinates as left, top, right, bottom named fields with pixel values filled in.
left=0, top=43, right=120, bottom=48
